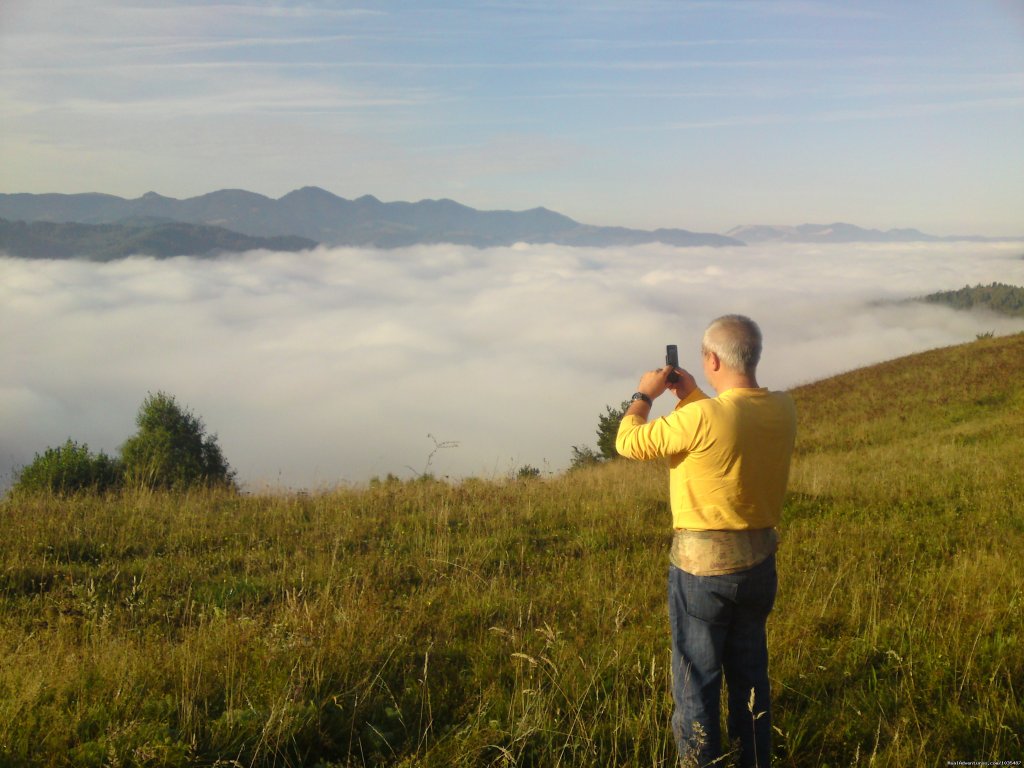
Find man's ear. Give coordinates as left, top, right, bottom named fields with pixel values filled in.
left=706, top=351, right=722, bottom=372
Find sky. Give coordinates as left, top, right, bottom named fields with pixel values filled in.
left=2, top=2, right=1024, bottom=490
left=3, top=241, right=1024, bottom=490
left=1, top=0, right=1023, bottom=236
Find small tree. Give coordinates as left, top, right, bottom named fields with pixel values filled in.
left=120, top=392, right=235, bottom=490
left=570, top=400, right=630, bottom=470
left=12, top=439, right=121, bottom=495
left=596, top=400, right=630, bottom=460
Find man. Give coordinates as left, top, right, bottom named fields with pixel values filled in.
left=615, top=315, right=796, bottom=767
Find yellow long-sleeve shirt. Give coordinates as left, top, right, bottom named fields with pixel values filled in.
left=616, top=387, right=796, bottom=532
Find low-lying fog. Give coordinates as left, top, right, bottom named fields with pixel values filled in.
left=3, top=241, right=1023, bottom=489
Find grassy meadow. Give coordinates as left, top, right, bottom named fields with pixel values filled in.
left=2, top=333, right=1022, bottom=767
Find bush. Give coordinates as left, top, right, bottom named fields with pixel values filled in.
left=12, top=439, right=121, bottom=495
left=568, top=445, right=602, bottom=470
left=120, top=392, right=235, bottom=490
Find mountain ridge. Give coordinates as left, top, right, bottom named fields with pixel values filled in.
left=1, top=189, right=1018, bottom=258
left=725, top=222, right=1015, bottom=244
left=0, top=188, right=739, bottom=250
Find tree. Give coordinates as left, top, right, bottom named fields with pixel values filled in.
left=12, top=439, right=121, bottom=495
left=596, top=400, right=630, bottom=460
left=570, top=400, right=630, bottom=470
left=120, top=392, right=235, bottom=490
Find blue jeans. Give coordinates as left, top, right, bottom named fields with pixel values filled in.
left=668, top=554, right=777, bottom=767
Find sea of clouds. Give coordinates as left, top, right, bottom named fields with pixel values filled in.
left=3, top=241, right=1023, bottom=490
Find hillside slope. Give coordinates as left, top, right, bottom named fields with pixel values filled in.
left=771, top=333, right=1024, bottom=762
left=790, top=331, right=1024, bottom=458
left=0, top=334, right=1020, bottom=766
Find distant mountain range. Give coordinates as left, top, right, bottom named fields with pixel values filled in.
left=725, top=223, right=1013, bottom=244
left=0, top=188, right=739, bottom=256
left=0, top=187, right=1016, bottom=260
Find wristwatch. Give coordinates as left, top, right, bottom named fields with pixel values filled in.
left=630, top=392, right=652, bottom=405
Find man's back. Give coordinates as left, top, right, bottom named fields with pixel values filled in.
left=670, top=387, right=796, bottom=530
left=617, top=386, right=796, bottom=531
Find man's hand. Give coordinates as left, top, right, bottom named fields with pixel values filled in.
left=636, top=365, right=676, bottom=401
left=667, top=367, right=698, bottom=400
left=626, top=365, right=699, bottom=420
left=624, top=365, right=673, bottom=419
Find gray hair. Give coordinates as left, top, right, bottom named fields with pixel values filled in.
left=702, top=315, right=762, bottom=374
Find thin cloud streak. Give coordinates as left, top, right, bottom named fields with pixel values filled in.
left=665, top=96, right=1024, bottom=130
left=2, top=242, right=1023, bottom=491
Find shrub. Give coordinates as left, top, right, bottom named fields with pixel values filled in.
left=120, top=392, right=235, bottom=490
left=12, top=439, right=121, bottom=495
left=568, top=445, right=602, bottom=470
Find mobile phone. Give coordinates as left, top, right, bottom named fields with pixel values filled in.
left=666, top=345, right=680, bottom=383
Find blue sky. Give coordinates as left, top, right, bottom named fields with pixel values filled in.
left=1, top=0, right=1022, bottom=235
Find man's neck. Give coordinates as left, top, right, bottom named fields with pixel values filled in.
left=713, top=372, right=759, bottom=393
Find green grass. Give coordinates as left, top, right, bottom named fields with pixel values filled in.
left=2, top=333, right=1023, bottom=766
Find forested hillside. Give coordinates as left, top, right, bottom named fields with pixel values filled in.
left=0, top=218, right=316, bottom=260
left=919, top=281, right=1024, bottom=316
